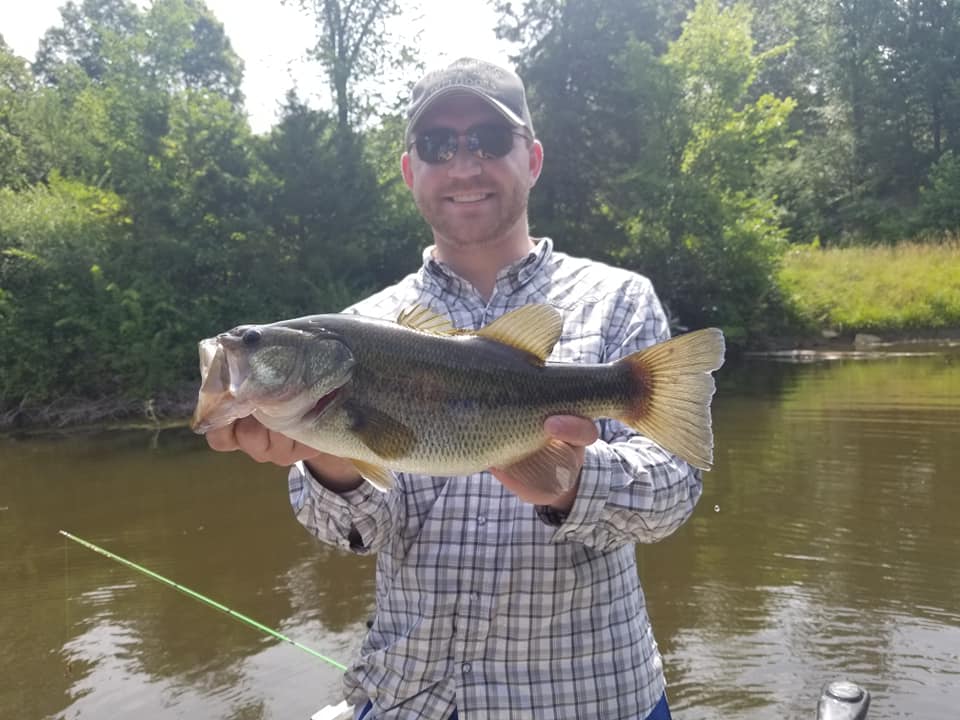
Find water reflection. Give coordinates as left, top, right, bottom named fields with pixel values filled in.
left=1, top=429, right=375, bottom=719
left=642, top=352, right=960, bottom=719
left=1, top=349, right=958, bottom=719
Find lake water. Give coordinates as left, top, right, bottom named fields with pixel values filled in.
left=2, top=346, right=958, bottom=719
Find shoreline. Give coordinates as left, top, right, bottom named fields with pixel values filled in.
left=3, top=330, right=959, bottom=436
left=0, top=387, right=197, bottom=436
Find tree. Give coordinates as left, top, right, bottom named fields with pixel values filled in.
left=254, top=94, right=402, bottom=313
left=293, top=0, right=409, bottom=132
left=34, top=0, right=140, bottom=85
left=611, top=0, right=795, bottom=336
left=495, top=0, right=691, bottom=253
left=497, top=0, right=795, bottom=334
left=0, top=38, right=39, bottom=188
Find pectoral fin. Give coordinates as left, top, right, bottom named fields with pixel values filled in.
left=495, top=439, right=580, bottom=496
left=345, top=402, right=417, bottom=460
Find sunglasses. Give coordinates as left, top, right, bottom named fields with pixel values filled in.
left=410, top=123, right=528, bottom=164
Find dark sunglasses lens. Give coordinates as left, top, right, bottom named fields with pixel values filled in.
left=416, top=128, right=458, bottom=163
left=415, top=125, right=518, bottom=163
left=470, top=125, right=516, bottom=159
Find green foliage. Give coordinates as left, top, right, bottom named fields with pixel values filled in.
left=502, top=0, right=688, bottom=256
left=604, top=1, right=795, bottom=337
left=752, top=0, right=960, bottom=244
left=0, top=40, right=61, bottom=189
left=919, top=151, right=960, bottom=232
left=0, top=0, right=419, bottom=415
left=779, top=240, right=960, bottom=331
left=360, top=113, right=430, bottom=286
left=0, top=177, right=133, bottom=400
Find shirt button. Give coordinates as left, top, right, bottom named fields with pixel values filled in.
left=476, top=515, right=487, bottom=525
left=461, top=662, right=472, bottom=673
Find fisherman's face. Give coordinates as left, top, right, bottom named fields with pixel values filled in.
left=402, top=95, right=543, bottom=251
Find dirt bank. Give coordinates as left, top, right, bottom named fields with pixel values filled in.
left=0, top=385, right=197, bottom=434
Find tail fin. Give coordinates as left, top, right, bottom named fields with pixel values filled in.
left=617, top=328, right=725, bottom=470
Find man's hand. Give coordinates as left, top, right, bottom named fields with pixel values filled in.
left=205, top=416, right=363, bottom=491
left=206, top=416, right=317, bottom=464
left=491, top=415, right=599, bottom=511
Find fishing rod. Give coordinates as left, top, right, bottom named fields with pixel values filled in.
left=59, top=530, right=347, bottom=672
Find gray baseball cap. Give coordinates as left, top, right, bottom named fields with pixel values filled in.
left=405, top=58, right=534, bottom=141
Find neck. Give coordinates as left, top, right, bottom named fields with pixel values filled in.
left=433, top=225, right=535, bottom=301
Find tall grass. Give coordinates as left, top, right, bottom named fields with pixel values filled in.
left=778, top=236, right=960, bottom=332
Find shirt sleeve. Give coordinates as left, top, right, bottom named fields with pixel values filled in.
left=543, top=435, right=703, bottom=551
left=288, top=461, right=396, bottom=554
left=538, top=276, right=705, bottom=551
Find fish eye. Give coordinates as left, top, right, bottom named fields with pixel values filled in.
left=241, top=328, right=262, bottom=346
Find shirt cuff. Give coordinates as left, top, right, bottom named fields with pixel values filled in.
left=544, top=443, right=615, bottom=543
left=288, top=461, right=387, bottom=552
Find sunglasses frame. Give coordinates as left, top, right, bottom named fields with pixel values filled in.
left=409, top=123, right=530, bottom=164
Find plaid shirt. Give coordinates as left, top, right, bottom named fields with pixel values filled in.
left=288, top=238, right=703, bottom=719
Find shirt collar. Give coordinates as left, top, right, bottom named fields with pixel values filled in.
left=421, top=237, right=553, bottom=294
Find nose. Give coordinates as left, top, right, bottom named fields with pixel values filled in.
left=446, top=143, right=482, bottom=179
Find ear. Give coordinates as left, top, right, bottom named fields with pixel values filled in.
left=528, top=140, right=544, bottom=185
left=401, top=152, right=414, bottom=190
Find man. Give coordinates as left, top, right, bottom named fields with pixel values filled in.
left=207, top=57, right=699, bottom=719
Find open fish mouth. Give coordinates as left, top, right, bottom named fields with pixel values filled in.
left=190, top=340, right=252, bottom=432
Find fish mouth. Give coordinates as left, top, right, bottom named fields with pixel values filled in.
left=190, top=338, right=255, bottom=433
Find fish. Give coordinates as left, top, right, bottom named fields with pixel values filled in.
left=191, top=304, right=725, bottom=492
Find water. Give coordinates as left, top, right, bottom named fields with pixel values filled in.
left=2, top=348, right=958, bottom=719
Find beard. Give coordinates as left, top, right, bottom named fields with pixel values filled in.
left=415, top=180, right=530, bottom=249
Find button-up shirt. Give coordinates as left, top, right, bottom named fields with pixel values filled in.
left=288, top=238, right=702, bottom=719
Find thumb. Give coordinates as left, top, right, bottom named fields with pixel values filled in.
left=544, top=415, right=599, bottom=447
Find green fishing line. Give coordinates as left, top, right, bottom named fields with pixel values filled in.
left=59, top=530, right=347, bottom=671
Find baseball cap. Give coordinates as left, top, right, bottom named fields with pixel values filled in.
left=405, top=58, right=534, bottom=141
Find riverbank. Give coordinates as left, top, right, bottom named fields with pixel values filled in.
left=0, top=385, right=197, bottom=435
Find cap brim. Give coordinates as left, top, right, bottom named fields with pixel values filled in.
left=406, top=86, right=526, bottom=139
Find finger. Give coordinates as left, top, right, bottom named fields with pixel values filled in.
left=544, top=415, right=599, bottom=447
left=234, top=416, right=272, bottom=462
left=258, top=430, right=299, bottom=465
left=205, top=424, right=239, bottom=452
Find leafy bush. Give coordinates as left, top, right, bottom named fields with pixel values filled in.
left=0, top=176, right=133, bottom=404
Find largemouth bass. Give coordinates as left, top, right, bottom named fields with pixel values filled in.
left=191, top=304, right=725, bottom=492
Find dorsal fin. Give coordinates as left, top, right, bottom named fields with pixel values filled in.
left=475, top=305, right=563, bottom=364
left=396, top=305, right=458, bottom=335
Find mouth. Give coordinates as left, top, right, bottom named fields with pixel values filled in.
left=446, top=191, right=493, bottom=204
